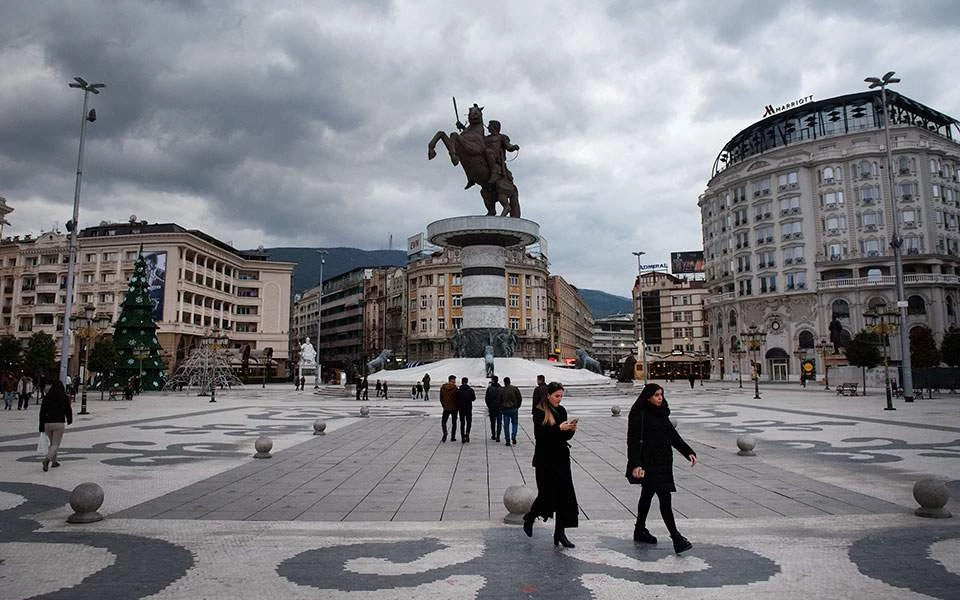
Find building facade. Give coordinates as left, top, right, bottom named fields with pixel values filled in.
left=700, top=90, right=960, bottom=382
left=591, top=313, right=635, bottom=372
left=547, top=275, right=594, bottom=362
left=0, top=222, right=295, bottom=377
left=407, top=248, right=550, bottom=362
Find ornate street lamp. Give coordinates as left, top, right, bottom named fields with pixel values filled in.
left=815, top=338, right=832, bottom=390
left=741, top=325, right=767, bottom=399
left=72, top=303, right=111, bottom=415
left=864, top=301, right=900, bottom=411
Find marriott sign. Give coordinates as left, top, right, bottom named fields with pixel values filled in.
left=762, top=94, right=814, bottom=118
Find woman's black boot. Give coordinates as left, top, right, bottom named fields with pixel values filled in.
left=554, top=526, right=575, bottom=548
left=522, top=513, right=534, bottom=538
left=633, top=526, right=657, bottom=544
left=671, top=533, right=692, bottom=554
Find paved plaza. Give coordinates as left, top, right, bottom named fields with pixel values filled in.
left=1, top=378, right=958, bottom=599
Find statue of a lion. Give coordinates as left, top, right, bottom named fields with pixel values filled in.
left=367, top=349, right=392, bottom=374
left=575, top=348, right=603, bottom=374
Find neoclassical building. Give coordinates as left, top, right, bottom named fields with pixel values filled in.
left=406, top=247, right=550, bottom=361
left=700, top=90, right=960, bottom=382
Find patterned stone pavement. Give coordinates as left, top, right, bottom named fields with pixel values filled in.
left=0, top=381, right=957, bottom=599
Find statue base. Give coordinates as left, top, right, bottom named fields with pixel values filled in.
left=452, top=328, right=518, bottom=358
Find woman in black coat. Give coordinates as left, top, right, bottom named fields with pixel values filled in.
left=39, top=380, right=72, bottom=471
left=626, top=383, right=696, bottom=553
left=522, top=381, right=579, bottom=548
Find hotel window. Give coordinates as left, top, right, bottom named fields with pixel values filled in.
left=754, top=202, right=772, bottom=221
left=452, top=295, right=462, bottom=307
left=84, top=253, right=96, bottom=263
left=861, top=212, right=882, bottom=228
left=932, top=184, right=942, bottom=199
left=420, top=294, right=428, bottom=309
left=756, top=225, right=774, bottom=244
left=525, top=318, right=532, bottom=331
left=820, top=166, right=839, bottom=184
left=509, top=318, right=520, bottom=330
left=750, top=178, right=771, bottom=198
left=438, top=297, right=445, bottom=308
left=756, top=250, right=775, bottom=269
left=509, top=295, right=519, bottom=307
left=452, top=273, right=462, bottom=285
left=438, top=318, right=445, bottom=330
left=901, top=209, right=917, bottom=226
left=738, top=279, right=752, bottom=296
left=904, top=236, right=922, bottom=254
left=781, top=221, right=802, bottom=239
left=759, top=275, right=777, bottom=294
left=821, top=191, right=844, bottom=208
left=783, top=246, right=804, bottom=264
left=862, top=239, right=882, bottom=256
left=736, top=255, right=751, bottom=273
left=785, top=271, right=807, bottom=290
left=525, top=296, right=531, bottom=308
left=898, top=182, right=917, bottom=199
left=453, top=317, right=462, bottom=329
left=827, top=242, right=847, bottom=260
left=420, top=318, right=428, bottom=332
left=508, top=273, right=519, bottom=285
left=777, top=171, right=799, bottom=190
left=824, top=216, right=846, bottom=232
left=779, top=196, right=800, bottom=214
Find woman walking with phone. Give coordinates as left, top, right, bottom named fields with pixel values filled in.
left=626, top=383, right=697, bottom=554
left=522, top=381, right=579, bottom=548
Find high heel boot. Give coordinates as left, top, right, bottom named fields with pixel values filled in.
left=553, top=525, right=575, bottom=548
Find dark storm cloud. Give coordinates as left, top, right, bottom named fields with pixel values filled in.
left=2, top=0, right=960, bottom=297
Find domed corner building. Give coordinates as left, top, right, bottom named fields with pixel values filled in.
left=700, top=89, right=960, bottom=384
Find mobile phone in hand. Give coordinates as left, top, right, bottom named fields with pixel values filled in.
left=569, top=418, right=579, bottom=424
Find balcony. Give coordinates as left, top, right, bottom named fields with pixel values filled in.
left=819, top=273, right=960, bottom=290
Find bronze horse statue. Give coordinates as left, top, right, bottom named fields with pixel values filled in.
left=428, top=103, right=520, bottom=217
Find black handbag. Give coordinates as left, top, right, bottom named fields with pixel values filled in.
left=625, top=411, right=644, bottom=484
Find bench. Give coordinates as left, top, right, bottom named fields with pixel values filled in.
left=836, top=383, right=859, bottom=396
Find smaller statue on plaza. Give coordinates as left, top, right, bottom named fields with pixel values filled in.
left=828, top=317, right=845, bottom=354
left=484, top=345, right=495, bottom=378
left=299, top=338, right=317, bottom=367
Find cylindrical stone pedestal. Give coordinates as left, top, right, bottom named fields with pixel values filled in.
left=427, top=216, right=540, bottom=357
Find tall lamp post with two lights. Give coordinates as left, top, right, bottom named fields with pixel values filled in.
left=741, top=325, right=767, bottom=400
left=864, top=302, right=900, bottom=411
left=865, top=71, right=914, bottom=403
left=72, top=303, right=111, bottom=415
left=59, top=77, right=104, bottom=386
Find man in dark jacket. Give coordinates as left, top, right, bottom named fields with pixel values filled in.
left=501, top=376, right=522, bottom=446
left=457, top=377, right=476, bottom=443
left=485, top=376, right=504, bottom=442
left=531, top=374, right=547, bottom=414
left=438, top=375, right=459, bottom=442
left=422, top=373, right=432, bottom=402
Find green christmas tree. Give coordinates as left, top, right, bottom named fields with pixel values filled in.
left=109, top=252, right=166, bottom=391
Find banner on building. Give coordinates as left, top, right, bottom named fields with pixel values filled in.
left=144, top=250, right=166, bottom=321
left=670, top=251, right=705, bottom=275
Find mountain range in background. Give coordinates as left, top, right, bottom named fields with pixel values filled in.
left=259, top=247, right=633, bottom=317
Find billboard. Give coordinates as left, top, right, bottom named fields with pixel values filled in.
left=407, top=233, right=424, bottom=256
left=671, top=251, right=704, bottom=275
left=144, top=251, right=167, bottom=321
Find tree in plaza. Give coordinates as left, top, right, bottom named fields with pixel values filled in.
left=88, top=338, right=117, bottom=392
left=844, top=331, right=881, bottom=395
left=23, top=331, right=57, bottom=390
left=0, top=336, right=23, bottom=375
left=108, top=253, right=167, bottom=392
left=941, top=327, right=960, bottom=367
left=909, top=326, right=941, bottom=368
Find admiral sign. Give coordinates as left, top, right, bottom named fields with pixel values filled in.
left=762, top=94, right=814, bottom=118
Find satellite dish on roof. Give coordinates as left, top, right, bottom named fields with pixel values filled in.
left=128, top=214, right=138, bottom=223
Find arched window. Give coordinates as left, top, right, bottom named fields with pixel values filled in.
left=831, top=299, right=850, bottom=319
left=907, top=295, right=926, bottom=315
left=798, top=330, right=815, bottom=349
left=728, top=310, right=737, bottom=328
left=822, top=167, right=834, bottom=182
left=730, top=335, right=741, bottom=352
left=868, top=297, right=888, bottom=311
left=947, top=296, right=955, bottom=317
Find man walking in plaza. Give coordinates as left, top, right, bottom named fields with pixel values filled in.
left=501, top=376, right=522, bottom=446
left=382, top=380, right=389, bottom=400
left=485, top=375, right=504, bottom=442
left=422, top=373, right=431, bottom=402
left=532, top=374, right=547, bottom=415
left=439, top=375, right=459, bottom=442
left=457, top=377, right=475, bottom=443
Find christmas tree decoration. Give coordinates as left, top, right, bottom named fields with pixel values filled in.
left=108, top=252, right=167, bottom=391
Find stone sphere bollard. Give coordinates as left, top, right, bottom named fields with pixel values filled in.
left=359, top=405, right=370, bottom=417
left=736, top=435, right=757, bottom=456
left=611, top=405, right=621, bottom=416
left=913, top=478, right=952, bottom=518
left=503, top=484, right=537, bottom=524
left=671, top=418, right=678, bottom=429
left=66, top=482, right=104, bottom=524
left=254, top=435, right=273, bottom=459
left=313, top=419, right=327, bottom=435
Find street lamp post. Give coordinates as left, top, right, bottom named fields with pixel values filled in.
left=865, top=71, right=914, bottom=403
left=632, top=251, right=649, bottom=384
left=59, top=77, right=105, bottom=386
left=315, top=249, right=327, bottom=388
left=741, top=325, right=767, bottom=399
left=733, top=347, right=746, bottom=389
left=864, top=302, right=899, bottom=411
left=72, top=303, right=111, bottom=415
left=815, top=338, right=831, bottom=390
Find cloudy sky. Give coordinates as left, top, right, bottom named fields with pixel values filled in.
left=3, top=1, right=960, bottom=297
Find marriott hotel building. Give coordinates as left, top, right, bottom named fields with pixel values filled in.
left=700, top=90, right=960, bottom=382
